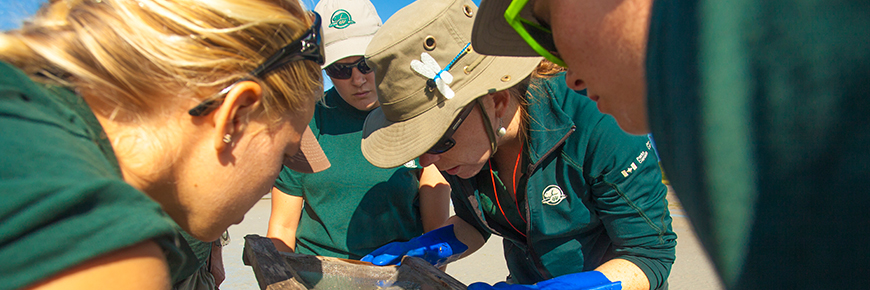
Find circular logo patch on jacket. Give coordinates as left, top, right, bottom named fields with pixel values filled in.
left=541, top=185, right=566, bottom=206
left=329, top=9, right=356, bottom=29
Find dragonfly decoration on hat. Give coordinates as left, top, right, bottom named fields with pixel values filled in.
left=410, top=42, right=472, bottom=99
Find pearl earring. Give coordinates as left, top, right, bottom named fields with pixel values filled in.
left=496, top=119, right=507, bottom=137
left=222, top=134, right=232, bottom=144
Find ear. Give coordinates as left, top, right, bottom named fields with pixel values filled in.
left=490, top=90, right=512, bottom=119
left=213, top=81, right=263, bottom=151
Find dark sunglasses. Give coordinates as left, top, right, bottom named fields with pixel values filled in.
left=188, top=11, right=325, bottom=117
left=427, top=102, right=477, bottom=154
left=324, top=57, right=373, bottom=80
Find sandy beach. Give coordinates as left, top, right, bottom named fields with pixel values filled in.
left=220, top=188, right=724, bottom=289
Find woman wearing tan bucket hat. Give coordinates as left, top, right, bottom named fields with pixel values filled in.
left=0, top=0, right=328, bottom=289
left=266, top=0, right=451, bottom=262
left=358, top=1, right=676, bottom=290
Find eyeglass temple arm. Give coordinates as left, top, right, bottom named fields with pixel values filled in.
left=476, top=99, right=499, bottom=155
left=250, top=12, right=323, bottom=77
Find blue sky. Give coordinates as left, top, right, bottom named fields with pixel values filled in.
left=1, top=0, right=480, bottom=88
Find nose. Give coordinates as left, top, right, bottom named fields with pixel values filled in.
left=418, top=153, right=440, bottom=167
left=351, top=67, right=367, bottom=86
left=564, top=69, right=586, bottom=91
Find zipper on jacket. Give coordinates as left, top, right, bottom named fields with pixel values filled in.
left=521, top=125, right=575, bottom=280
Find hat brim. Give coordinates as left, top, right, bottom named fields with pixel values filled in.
left=322, top=34, right=376, bottom=69
left=471, top=0, right=541, bottom=57
left=360, top=55, right=541, bottom=168
left=284, top=126, right=330, bottom=173
left=361, top=96, right=472, bottom=169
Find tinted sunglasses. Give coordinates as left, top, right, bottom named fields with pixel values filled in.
left=504, top=0, right=566, bottom=67
left=324, top=57, right=373, bottom=80
left=188, top=11, right=325, bottom=116
left=427, top=102, right=477, bottom=154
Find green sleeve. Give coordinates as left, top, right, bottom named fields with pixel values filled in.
left=172, top=230, right=213, bottom=285
left=646, top=0, right=870, bottom=288
left=0, top=117, right=182, bottom=289
left=0, top=62, right=185, bottom=289
left=274, top=165, right=305, bottom=197
left=584, top=117, right=677, bottom=290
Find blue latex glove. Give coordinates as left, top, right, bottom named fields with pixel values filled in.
left=467, top=271, right=622, bottom=290
left=361, top=224, right=468, bottom=267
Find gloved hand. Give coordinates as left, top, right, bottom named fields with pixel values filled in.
left=361, top=224, right=468, bottom=268
left=467, top=271, right=622, bottom=290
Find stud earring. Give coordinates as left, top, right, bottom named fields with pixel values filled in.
left=496, top=119, right=507, bottom=137
left=222, top=134, right=232, bottom=144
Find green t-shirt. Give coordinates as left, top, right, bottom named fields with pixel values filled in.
left=274, top=88, right=424, bottom=259
left=174, top=230, right=213, bottom=286
left=0, top=61, right=187, bottom=289
left=646, top=0, right=870, bottom=288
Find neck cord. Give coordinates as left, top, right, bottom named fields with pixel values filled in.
left=512, top=143, right=528, bottom=224
left=489, top=142, right=526, bottom=238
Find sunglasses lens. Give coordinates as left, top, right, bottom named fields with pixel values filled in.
left=325, top=58, right=372, bottom=79
left=427, top=139, right=455, bottom=154
left=325, top=64, right=353, bottom=79
left=357, top=60, right=372, bottom=74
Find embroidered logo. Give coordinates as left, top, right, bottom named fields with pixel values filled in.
left=541, top=185, right=566, bottom=206
left=403, top=160, right=417, bottom=168
left=621, top=162, right=638, bottom=177
left=329, top=9, right=355, bottom=29
left=636, top=151, right=648, bottom=164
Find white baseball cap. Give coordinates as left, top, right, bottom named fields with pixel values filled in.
left=314, top=0, right=382, bottom=68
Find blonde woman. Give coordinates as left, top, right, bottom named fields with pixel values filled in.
left=359, top=1, right=675, bottom=290
left=0, top=0, right=328, bottom=289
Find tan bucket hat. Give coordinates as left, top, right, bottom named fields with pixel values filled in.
left=361, top=0, right=541, bottom=168
left=471, top=0, right=542, bottom=57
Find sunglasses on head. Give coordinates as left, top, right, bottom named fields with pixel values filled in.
left=188, top=11, right=325, bottom=117
left=427, top=102, right=477, bottom=154
left=324, top=57, right=373, bottom=80
left=504, top=0, right=566, bottom=67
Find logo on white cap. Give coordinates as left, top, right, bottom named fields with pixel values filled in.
left=329, top=9, right=356, bottom=29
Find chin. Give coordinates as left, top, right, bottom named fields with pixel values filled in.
left=199, top=227, right=227, bottom=242
left=181, top=221, right=228, bottom=242
left=457, top=165, right=485, bottom=179
left=360, top=101, right=379, bottom=111
left=618, top=122, right=649, bottom=135
left=614, top=114, right=650, bottom=135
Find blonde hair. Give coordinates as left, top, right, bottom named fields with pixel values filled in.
left=0, top=0, right=323, bottom=179
left=0, top=0, right=322, bottom=123
left=505, top=59, right=567, bottom=143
